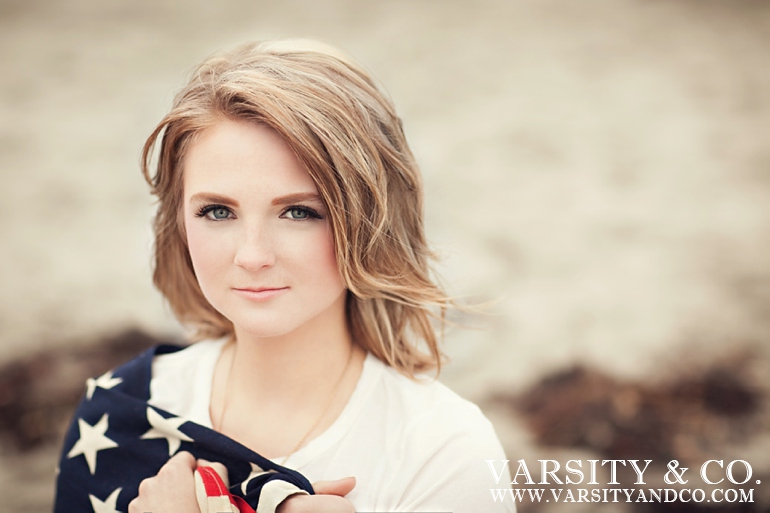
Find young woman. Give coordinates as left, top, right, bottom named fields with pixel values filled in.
left=55, top=40, right=514, bottom=513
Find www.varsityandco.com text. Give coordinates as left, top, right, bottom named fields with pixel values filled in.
left=486, top=459, right=760, bottom=505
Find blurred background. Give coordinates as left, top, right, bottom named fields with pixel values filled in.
left=1, top=0, right=769, bottom=511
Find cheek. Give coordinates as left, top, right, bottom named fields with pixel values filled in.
left=184, top=219, right=230, bottom=283
left=307, top=227, right=343, bottom=286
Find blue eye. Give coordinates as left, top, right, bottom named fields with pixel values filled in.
left=282, top=206, right=322, bottom=220
left=210, top=208, right=230, bottom=220
left=195, top=204, right=233, bottom=221
left=286, top=207, right=309, bottom=219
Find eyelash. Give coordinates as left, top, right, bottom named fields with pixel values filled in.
left=195, top=204, right=233, bottom=221
left=282, top=205, right=323, bottom=220
left=193, top=204, right=323, bottom=221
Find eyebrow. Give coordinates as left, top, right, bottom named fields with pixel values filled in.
left=188, top=193, right=239, bottom=207
left=188, top=192, right=321, bottom=206
left=271, top=192, right=322, bottom=206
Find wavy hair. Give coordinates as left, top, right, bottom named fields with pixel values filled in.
left=142, top=40, right=450, bottom=377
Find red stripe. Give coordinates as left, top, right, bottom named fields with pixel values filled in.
left=196, top=466, right=255, bottom=513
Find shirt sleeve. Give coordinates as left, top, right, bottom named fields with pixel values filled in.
left=397, top=405, right=517, bottom=513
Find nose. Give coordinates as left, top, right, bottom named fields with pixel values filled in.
left=233, top=221, right=275, bottom=271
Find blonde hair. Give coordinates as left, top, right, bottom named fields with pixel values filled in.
left=142, top=40, right=450, bottom=377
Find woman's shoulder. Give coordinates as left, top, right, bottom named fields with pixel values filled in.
left=356, top=356, right=512, bottom=512
left=369, top=355, right=501, bottom=446
left=148, top=339, right=227, bottom=426
left=84, top=343, right=185, bottom=402
left=151, top=338, right=226, bottom=371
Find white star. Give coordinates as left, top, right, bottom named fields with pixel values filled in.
left=141, top=407, right=193, bottom=456
left=88, top=487, right=122, bottom=513
left=86, top=371, right=123, bottom=400
left=241, top=462, right=275, bottom=494
left=67, top=414, right=118, bottom=474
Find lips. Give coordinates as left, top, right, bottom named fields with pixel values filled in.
left=232, top=287, right=289, bottom=301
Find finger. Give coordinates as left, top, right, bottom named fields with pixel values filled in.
left=279, top=494, right=355, bottom=513
left=312, top=476, right=356, bottom=496
left=167, top=451, right=196, bottom=468
left=158, top=451, right=196, bottom=478
left=197, top=459, right=230, bottom=485
left=137, top=476, right=153, bottom=495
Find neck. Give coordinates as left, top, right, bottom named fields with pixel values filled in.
left=224, top=292, right=357, bottom=409
left=210, top=294, right=366, bottom=457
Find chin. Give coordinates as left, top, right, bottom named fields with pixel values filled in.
left=230, top=316, right=302, bottom=340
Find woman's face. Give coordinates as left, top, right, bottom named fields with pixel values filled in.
left=182, top=118, right=346, bottom=339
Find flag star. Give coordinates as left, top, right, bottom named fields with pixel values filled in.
left=241, top=462, right=274, bottom=494
left=141, top=407, right=193, bottom=456
left=89, top=487, right=122, bottom=513
left=67, top=414, right=118, bottom=474
left=86, top=371, right=123, bottom=400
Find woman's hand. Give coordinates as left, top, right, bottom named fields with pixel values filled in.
left=277, top=477, right=356, bottom=513
left=127, top=451, right=228, bottom=513
left=128, top=450, right=355, bottom=513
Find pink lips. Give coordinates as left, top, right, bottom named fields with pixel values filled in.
left=232, top=287, right=289, bottom=301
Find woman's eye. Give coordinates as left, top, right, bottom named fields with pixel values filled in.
left=286, top=207, right=310, bottom=220
left=195, top=205, right=233, bottom=221
left=282, top=206, right=322, bottom=220
left=210, top=207, right=231, bottom=220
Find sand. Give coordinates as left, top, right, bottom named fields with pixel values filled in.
left=1, top=0, right=769, bottom=510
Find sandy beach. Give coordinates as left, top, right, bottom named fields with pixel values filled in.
left=1, top=0, right=769, bottom=511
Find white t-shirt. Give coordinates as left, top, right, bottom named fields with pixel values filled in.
left=150, top=339, right=515, bottom=513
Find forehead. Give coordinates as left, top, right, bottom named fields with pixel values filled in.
left=182, top=119, right=318, bottom=198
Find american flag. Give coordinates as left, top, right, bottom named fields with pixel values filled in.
left=54, top=345, right=314, bottom=512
